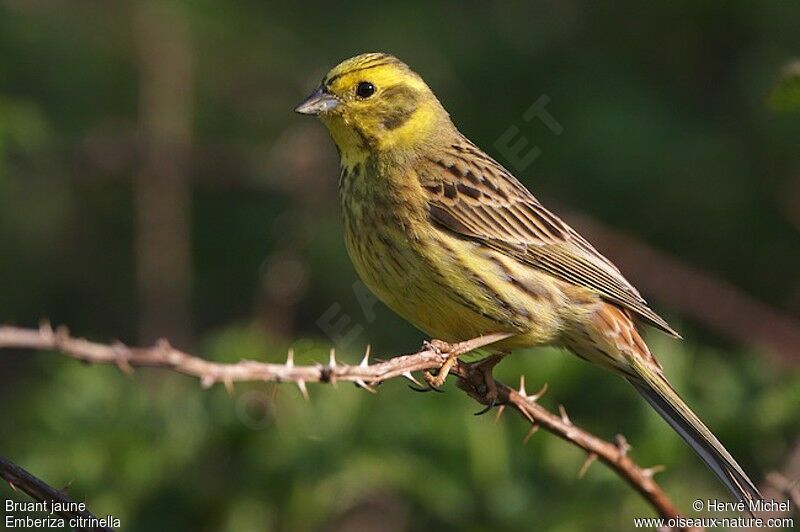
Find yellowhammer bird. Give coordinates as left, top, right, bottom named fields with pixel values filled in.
left=295, top=52, right=761, bottom=504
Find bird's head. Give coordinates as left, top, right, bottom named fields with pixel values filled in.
left=295, top=53, right=451, bottom=162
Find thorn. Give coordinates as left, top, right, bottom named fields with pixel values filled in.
left=402, top=371, right=423, bottom=387
left=353, top=346, right=375, bottom=391
left=354, top=379, right=377, bottom=393
left=328, top=348, right=337, bottom=368
left=54, top=325, right=70, bottom=346
left=201, top=375, right=215, bottom=389
left=558, top=404, right=572, bottom=425
left=518, top=377, right=547, bottom=403
left=529, top=382, right=548, bottom=402
left=111, top=341, right=134, bottom=376
left=115, top=358, right=134, bottom=375
left=642, top=465, right=665, bottom=478
left=615, top=434, right=631, bottom=457
left=494, top=404, right=506, bottom=423
left=224, top=376, right=234, bottom=395
left=8, top=481, right=17, bottom=491
left=285, top=348, right=295, bottom=368
left=38, top=319, right=53, bottom=338
left=297, top=380, right=309, bottom=400
left=156, top=337, right=171, bottom=352
left=360, top=344, right=371, bottom=367
left=578, top=452, right=598, bottom=478
left=523, top=423, right=540, bottom=445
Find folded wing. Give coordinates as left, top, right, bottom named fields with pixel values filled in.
left=419, top=138, right=680, bottom=338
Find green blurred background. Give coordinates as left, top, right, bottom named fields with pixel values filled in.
left=1, top=1, right=799, bottom=530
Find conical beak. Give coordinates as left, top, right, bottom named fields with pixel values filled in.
left=294, top=86, right=339, bottom=115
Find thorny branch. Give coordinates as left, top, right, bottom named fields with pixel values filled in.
left=0, top=456, right=113, bottom=532
left=0, top=323, right=691, bottom=528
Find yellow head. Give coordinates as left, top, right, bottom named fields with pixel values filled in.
left=295, top=53, right=452, bottom=162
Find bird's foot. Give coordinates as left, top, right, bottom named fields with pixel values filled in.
left=455, top=353, right=507, bottom=415
left=408, top=339, right=457, bottom=392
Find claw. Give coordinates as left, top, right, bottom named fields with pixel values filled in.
left=407, top=383, right=444, bottom=393
left=473, top=397, right=497, bottom=416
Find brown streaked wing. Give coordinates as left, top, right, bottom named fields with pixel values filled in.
left=419, top=137, right=680, bottom=338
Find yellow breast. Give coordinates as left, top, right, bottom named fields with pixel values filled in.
left=338, top=160, right=570, bottom=348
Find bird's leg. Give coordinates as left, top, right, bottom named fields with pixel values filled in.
left=456, top=353, right=507, bottom=415
left=410, top=335, right=512, bottom=393
left=421, top=339, right=459, bottom=390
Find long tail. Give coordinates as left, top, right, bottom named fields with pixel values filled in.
left=626, top=358, right=762, bottom=504
left=574, top=302, right=762, bottom=504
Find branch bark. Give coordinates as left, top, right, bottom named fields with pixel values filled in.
left=0, top=323, right=693, bottom=529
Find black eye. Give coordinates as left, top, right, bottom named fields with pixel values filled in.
left=356, top=81, right=376, bottom=98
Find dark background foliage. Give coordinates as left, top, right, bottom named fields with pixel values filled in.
left=1, top=1, right=798, bottom=530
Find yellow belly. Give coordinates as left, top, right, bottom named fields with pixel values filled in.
left=343, top=205, right=575, bottom=349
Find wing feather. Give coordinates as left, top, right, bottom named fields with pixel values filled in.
left=420, top=138, right=680, bottom=338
